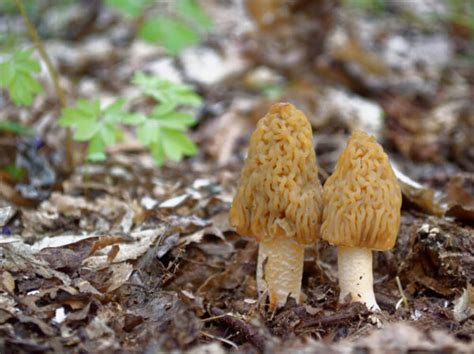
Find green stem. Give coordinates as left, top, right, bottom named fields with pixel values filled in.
left=14, top=0, right=74, bottom=170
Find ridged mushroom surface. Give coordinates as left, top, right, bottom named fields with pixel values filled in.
left=230, top=102, right=323, bottom=244
left=321, top=130, right=402, bottom=250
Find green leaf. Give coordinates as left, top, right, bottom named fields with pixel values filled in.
left=59, top=98, right=128, bottom=162
left=153, top=111, right=197, bottom=130
left=58, top=99, right=100, bottom=127
left=103, top=98, right=125, bottom=114
left=152, top=102, right=177, bottom=116
left=102, top=99, right=127, bottom=123
left=171, top=90, right=202, bottom=106
left=150, top=141, right=165, bottom=166
left=162, top=129, right=197, bottom=161
left=74, top=121, right=100, bottom=141
left=132, top=72, right=202, bottom=107
left=0, top=121, right=33, bottom=135
left=3, top=163, right=26, bottom=181
left=76, top=99, right=101, bottom=118
left=87, top=134, right=106, bottom=161
left=0, top=49, right=43, bottom=106
left=137, top=120, right=159, bottom=145
left=100, top=125, right=118, bottom=146
left=122, top=112, right=147, bottom=125
left=176, top=0, right=213, bottom=31
left=0, top=62, right=15, bottom=86
left=138, top=17, right=200, bottom=55
left=105, top=0, right=152, bottom=17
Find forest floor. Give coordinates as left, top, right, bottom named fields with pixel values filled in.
left=0, top=1, right=473, bottom=353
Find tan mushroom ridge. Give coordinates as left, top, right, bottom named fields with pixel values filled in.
left=230, top=102, right=323, bottom=309
left=322, top=130, right=402, bottom=310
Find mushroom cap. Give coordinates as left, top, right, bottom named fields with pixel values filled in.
left=321, top=130, right=402, bottom=250
left=229, top=102, right=323, bottom=244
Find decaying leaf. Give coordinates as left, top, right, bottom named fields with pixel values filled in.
left=105, top=262, right=134, bottom=292
left=83, top=227, right=165, bottom=269
left=453, top=285, right=474, bottom=322
left=446, top=173, right=474, bottom=221
left=394, top=166, right=446, bottom=216
left=0, top=271, right=15, bottom=293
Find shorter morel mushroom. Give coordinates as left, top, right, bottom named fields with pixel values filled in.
left=230, top=103, right=323, bottom=309
left=321, top=130, right=402, bottom=311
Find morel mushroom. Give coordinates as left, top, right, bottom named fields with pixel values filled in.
left=230, top=103, right=323, bottom=309
left=321, top=130, right=402, bottom=311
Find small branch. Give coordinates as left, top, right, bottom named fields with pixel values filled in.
left=14, top=0, right=73, bottom=169
left=212, top=308, right=266, bottom=352
left=297, top=304, right=369, bottom=329
left=395, top=276, right=409, bottom=310
left=200, top=331, right=238, bottom=349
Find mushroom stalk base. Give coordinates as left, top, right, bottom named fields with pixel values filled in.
left=337, top=246, right=380, bottom=311
left=256, top=236, right=305, bottom=310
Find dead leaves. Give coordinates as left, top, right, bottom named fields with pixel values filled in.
left=446, top=173, right=474, bottom=221
left=0, top=271, right=15, bottom=293
left=400, top=218, right=474, bottom=297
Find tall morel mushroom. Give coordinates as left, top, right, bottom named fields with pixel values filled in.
left=230, top=102, right=323, bottom=309
left=321, top=130, right=402, bottom=311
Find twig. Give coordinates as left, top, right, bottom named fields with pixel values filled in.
left=200, top=314, right=228, bottom=323
left=200, top=331, right=238, bottom=349
left=122, top=282, right=150, bottom=293
left=181, top=256, right=225, bottom=270
left=196, top=271, right=225, bottom=294
left=212, top=307, right=266, bottom=352
left=14, top=0, right=73, bottom=169
left=395, top=276, right=409, bottom=310
left=298, top=305, right=369, bottom=329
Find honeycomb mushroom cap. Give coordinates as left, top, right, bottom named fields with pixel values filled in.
left=321, top=130, right=402, bottom=250
left=230, top=103, right=323, bottom=244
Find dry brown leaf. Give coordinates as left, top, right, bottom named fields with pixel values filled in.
left=446, top=173, right=474, bottom=221
left=394, top=166, right=446, bottom=216
left=0, top=271, right=15, bottom=293
left=1, top=243, right=72, bottom=286
left=453, top=285, right=474, bottom=322
left=83, top=227, right=165, bottom=269
left=105, top=262, right=133, bottom=292
left=107, top=245, right=120, bottom=263
left=87, top=235, right=128, bottom=257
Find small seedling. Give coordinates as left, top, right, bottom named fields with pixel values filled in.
left=58, top=99, right=128, bottom=161
left=127, top=72, right=202, bottom=166
left=108, top=0, right=213, bottom=55
left=0, top=120, right=34, bottom=135
left=59, top=72, right=201, bottom=166
left=0, top=49, right=42, bottom=106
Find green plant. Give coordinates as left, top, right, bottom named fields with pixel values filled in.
left=107, top=0, right=213, bottom=55
left=58, top=72, right=201, bottom=166
left=58, top=99, right=128, bottom=161
left=343, top=0, right=385, bottom=13
left=105, top=0, right=153, bottom=17
left=131, top=72, right=200, bottom=165
left=2, top=0, right=202, bottom=169
left=0, top=49, right=42, bottom=105
left=260, top=83, right=286, bottom=100
left=448, top=0, right=474, bottom=33
left=0, top=120, right=34, bottom=135
left=12, top=0, right=73, bottom=168
left=0, top=0, right=37, bottom=15
left=2, top=163, right=26, bottom=181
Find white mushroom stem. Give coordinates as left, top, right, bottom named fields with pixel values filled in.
left=337, top=246, right=380, bottom=311
left=256, top=236, right=305, bottom=310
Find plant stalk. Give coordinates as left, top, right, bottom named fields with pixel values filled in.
left=15, top=0, right=74, bottom=169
